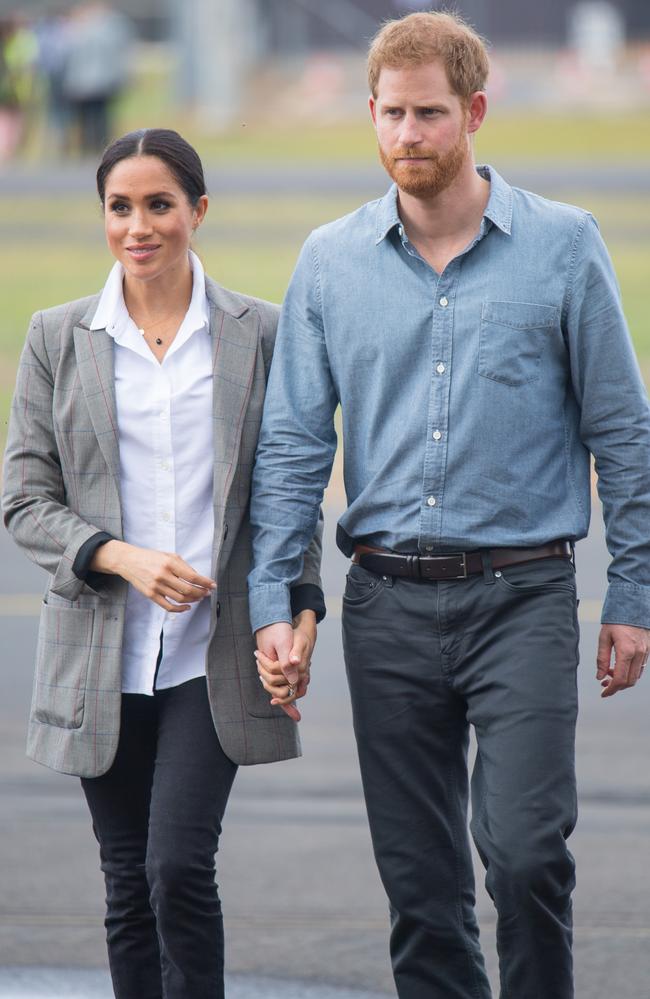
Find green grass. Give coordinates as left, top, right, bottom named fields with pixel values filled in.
left=1, top=185, right=648, bottom=445
left=109, top=110, right=650, bottom=166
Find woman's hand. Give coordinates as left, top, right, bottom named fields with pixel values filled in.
left=255, top=610, right=317, bottom=721
left=90, top=540, right=216, bottom=612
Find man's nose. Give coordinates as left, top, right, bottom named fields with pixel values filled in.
left=398, top=112, right=423, bottom=146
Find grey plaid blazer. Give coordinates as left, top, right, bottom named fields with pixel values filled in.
left=2, top=277, right=322, bottom=777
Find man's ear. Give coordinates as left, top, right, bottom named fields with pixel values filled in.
left=369, top=94, right=378, bottom=128
left=466, top=91, right=488, bottom=135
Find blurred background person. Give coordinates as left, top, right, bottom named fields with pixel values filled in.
left=0, top=16, right=38, bottom=161
left=61, top=1, right=133, bottom=156
left=35, top=5, right=73, bottom=156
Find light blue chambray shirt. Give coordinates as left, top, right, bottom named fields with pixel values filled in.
left=248, top=166, right=650, bottom=632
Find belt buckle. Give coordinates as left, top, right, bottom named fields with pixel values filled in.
left=420, top=552, right=467, bottom=580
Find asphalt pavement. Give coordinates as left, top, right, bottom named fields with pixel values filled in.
left=1, top=160, right=649, bottom=197
left=0, top=499, right=649, bottom=998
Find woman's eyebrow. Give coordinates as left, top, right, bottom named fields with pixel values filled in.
left=106, top=190, right=176, bottom=200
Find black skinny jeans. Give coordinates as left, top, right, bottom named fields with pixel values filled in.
left=81, top=676, right=237, bottom=999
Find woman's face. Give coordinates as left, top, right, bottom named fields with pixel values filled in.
left=103, top=155, right=207, bottom=284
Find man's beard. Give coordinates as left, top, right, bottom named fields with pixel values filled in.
left=378, top=127, right=468, bottom=198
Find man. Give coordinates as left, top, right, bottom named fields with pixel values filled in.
left=248, top=11, right=650, bottom=998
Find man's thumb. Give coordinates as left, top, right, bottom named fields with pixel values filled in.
left=281, top=662, right=300, bottom=686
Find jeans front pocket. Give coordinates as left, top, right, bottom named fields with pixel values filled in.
left=343, top=563, right=387, bottom=607
left=495, top=556, right=577, bottom=595
left=478, top=301, right=558, bottom=387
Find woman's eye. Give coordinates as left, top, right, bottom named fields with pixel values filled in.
left=110, top=202, right=129, bottom=213
left=151, top=200, right=170, bottom=211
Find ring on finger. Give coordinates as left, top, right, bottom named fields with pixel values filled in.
left=287, top=684, right=296, bottom=698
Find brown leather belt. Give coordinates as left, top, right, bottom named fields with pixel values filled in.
left=351, top=541, right=572, bottom=581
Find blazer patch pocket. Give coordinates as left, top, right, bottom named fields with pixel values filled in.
left=478, top=301, right=558, bottom=387
left=33, top=604, right=95, bottom=729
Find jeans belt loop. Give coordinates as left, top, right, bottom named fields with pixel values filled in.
left=481, top=549, right=495, bottom=585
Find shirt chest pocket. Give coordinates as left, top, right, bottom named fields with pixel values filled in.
left=478, top=301, right=558, bottom=387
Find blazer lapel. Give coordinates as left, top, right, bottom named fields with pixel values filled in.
left=73, top=300, right=121, bottom=485
left=207, top=278, right=260, bottom=516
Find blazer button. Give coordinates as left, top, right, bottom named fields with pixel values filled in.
left=216, top=601, right=221, bottom=618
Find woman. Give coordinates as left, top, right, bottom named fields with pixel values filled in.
left=2, top=128, right=324, bottom=999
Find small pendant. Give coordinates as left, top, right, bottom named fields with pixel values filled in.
left=155, top=337, right=163, bottom=345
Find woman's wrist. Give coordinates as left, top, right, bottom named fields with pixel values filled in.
left=89, top=539, right=130, bottom=575
left=292, top=608, right=317, bottom=637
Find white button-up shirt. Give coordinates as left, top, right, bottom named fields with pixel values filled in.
left=90, top=251, right=214, bottom=694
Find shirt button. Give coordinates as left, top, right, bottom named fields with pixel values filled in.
left=432, top=430, right=442, bottom=441
left=161, top=461, right=170, bottom=471
left=436, top=362, right=446, bottom=374
left=162, top=511, right=170, bottom=522
left=159, top=410, right=166, bottom=419
left=427, top=496, right=437, bottom=507
left=439, top=296, right=448, bottom=308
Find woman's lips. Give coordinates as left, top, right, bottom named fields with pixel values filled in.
left=126, top=245, right=160, bottom=262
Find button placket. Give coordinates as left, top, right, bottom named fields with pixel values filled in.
left=419, top=274, right=455, bottom=550
left=153, top=367, right=175, bottom=553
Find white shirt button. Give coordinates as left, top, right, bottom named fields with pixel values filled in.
left=427, top=496, right=437, bottom=507
left=436, top=362, right=446, bottom=374
left=162, top=511, right=171, bottom=522
left=159, top=410, right=166, bottom=419
left=433, top=430, right=442, bottom=441
left=439, top=296, right=448, bottom=308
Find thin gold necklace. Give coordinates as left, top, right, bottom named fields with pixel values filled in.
left=131, top=310, right=183, bottom=346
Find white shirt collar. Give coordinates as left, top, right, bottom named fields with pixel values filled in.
left=90, top=250, right=210, bottom=360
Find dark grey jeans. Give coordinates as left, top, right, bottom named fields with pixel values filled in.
left=81, top=677, right=238, bottom=999
left=342, top=555, right=580, bottom=999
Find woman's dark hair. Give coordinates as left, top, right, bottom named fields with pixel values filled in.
left=96, top=128, right=207, bottom=207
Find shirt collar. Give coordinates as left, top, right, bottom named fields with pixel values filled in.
left=477, top=164, right=513, bottom=235
left=374, top=164, right=513, bottom=245
left=89, top=250, right=210, bottom=339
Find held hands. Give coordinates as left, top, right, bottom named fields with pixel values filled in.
left=255, top=611, right=317, bottom=722
left=90, top=540, right=216, bottom=611
left=596, top=624, right=649, bottom=698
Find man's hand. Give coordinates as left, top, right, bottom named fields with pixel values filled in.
left=255, top=611, right=317, bottom=721
left=90, top=540, right=215, bottom=612
left=596, top=623, right=649, bottom=698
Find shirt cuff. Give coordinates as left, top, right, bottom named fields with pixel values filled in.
left=601, top=581, right=650, bottom=629
left=72, top=532, right=114, bottom=581
left=248, top=583, right=294, bottom=634
left=290, top=583, right=326, bottom=623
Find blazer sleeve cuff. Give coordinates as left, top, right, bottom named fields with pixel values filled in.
left=290, top=583, right=326, bottom=623
left=72, top=532, right=115, bottom=580
left=50, top=524, right=110, bottom=601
